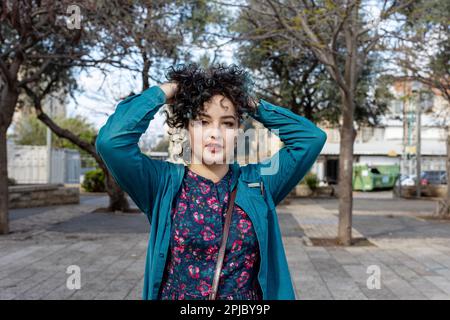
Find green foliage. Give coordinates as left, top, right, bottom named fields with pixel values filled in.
left=233, top=4, right=392, bottom=127
left=13, top=113, right=96, bottom=154
left=395, top=0, right=449, bottom=103
left=81, top=169, right=105, bottom=192
left=13, top=113, right=47, bottom=145
left=300, top=172, right=319, bottom=190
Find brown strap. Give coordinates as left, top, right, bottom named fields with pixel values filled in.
left=208, top=186, right=237, bottom=300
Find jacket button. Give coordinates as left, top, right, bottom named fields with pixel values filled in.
left=159, top=253, right=164, bottom=258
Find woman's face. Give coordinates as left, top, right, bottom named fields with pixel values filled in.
left=188, top=94, right=240, bottom=165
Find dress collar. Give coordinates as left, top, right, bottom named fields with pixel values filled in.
left=174, top=161, right=240, bottom=193
left=185, top=164, right=234, bottom=189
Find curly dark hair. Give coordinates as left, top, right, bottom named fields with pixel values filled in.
left=163, top=62, right=257, bottom=130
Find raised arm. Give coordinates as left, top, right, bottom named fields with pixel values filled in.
left=250, top=99, right=327, bottom=206
left=95, top=84, right=176, bottom=216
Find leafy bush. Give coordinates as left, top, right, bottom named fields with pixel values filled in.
left=82, top=169, right=105, bottom=192
left=300, top=172, right=319, bottom=190
left=8, top=177, right=16, bottom=186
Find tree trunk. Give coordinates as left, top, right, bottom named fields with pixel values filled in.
left=0, top=87, right=19, bottom=235
left=446, top=129, right=450, bottom=216
left=337, top=92, right=357, bottom=245
left=97, top=161, right=131, bottom=212
left=0, top=124, right=9, bottom=234
left=142, top=55, right=151, bottom=90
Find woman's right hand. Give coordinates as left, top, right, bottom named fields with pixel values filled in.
left=159, top=81, right=179, bottom=104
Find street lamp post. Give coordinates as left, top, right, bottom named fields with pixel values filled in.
left=412, top=83, right=422, bottom=198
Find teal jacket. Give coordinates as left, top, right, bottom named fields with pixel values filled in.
left=95, top=85, right=327, bottom=300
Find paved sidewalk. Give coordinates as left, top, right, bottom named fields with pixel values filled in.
left=282, top=197, right=450, bottom=299
left=1, top=196, right=148, bottom=300
left=1, top=193, right=450, bottom=300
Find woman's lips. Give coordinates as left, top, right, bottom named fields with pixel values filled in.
left=205, top=143, right=223, bottom=152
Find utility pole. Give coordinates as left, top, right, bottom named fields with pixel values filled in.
left=412, top=82, right=422, bottom=198
left=401, top=80, right=408, bottom=197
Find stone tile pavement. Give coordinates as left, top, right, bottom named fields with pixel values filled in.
left=1, top=193, right=450, bottom=300
left=283, top=196, right=450, bottom=300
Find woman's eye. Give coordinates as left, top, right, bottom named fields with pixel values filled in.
left=201, top=120, right=209, bottom=125
left=224, top=122, right=235, bottom=127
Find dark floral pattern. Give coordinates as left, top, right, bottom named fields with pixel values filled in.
left=158, top=166, right=262, bottom=300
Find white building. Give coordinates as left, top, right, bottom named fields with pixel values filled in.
left=320, top=80, right=447, bottom=185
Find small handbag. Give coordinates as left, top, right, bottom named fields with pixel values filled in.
left=208, top=186, right=238, bottom=300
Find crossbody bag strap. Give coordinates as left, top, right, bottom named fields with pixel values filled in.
left=208, top=186, right=238, bottom=300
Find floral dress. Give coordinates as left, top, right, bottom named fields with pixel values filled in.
left=157, top=166, right=263, bottom=300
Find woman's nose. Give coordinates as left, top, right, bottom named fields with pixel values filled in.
left=205, top=125, right=222, bottom=140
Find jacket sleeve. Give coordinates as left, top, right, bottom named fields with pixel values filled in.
left=251, top=99, right=327, bottom=206
left=95, top=85, right=171, bottom=215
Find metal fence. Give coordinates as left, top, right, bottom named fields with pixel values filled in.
left=7, top=143, right=81, bottom=184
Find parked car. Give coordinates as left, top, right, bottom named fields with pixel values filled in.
left=420, top=170, right=447, bottom=185
left=395, top=174, right=416, bottom=187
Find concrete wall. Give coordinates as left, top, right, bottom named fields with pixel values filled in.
left=8, top=184, right=80, bottom=209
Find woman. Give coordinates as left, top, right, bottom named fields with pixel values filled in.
left=95, top=63, right=327, bottom=300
